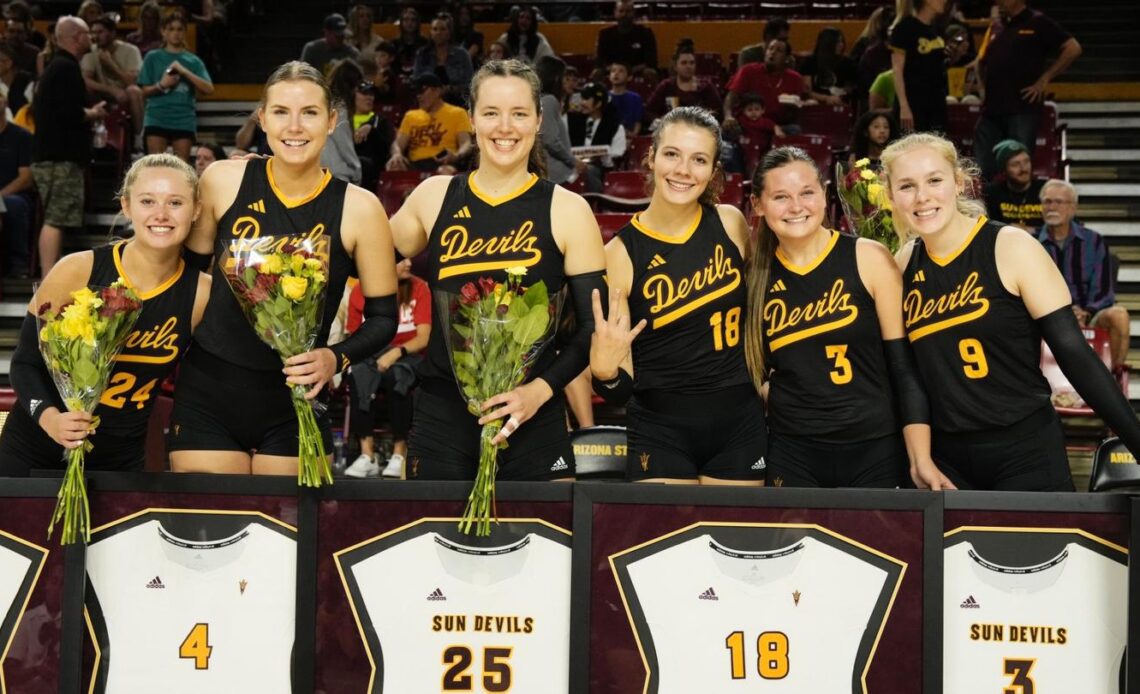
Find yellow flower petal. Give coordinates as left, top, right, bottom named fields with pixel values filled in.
left=860, top=169, right=877, bottom=181
left=855, top=158, right=871, bottom=168
left=281, top=275, right=309, bottom=301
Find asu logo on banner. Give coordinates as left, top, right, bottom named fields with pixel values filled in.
left=763, top=278, right=858, bottom=352
left=904, top=270, right=990, bottom=341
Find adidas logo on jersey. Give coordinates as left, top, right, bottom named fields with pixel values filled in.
left=453, top=206, right=472, bottom=219
left=770, top=279, right=787, bottom=293
left=913, top=270, right=926, bottom=283
left=648, top=254, right=667, bottom=269
left=29, top=399, right=41, bottom=415
left=550, top=456, right=569, bottom=472
left=960, top=595, right=980, bottom=609
left=427, top=588, right=447, bottom=601
left=247, top=199, right=266, bottom=213
left=146, top=576, right=165, bottom=589
left=698, top=587, right=718, bottom=601
left=751, top=457, right=766, bottom=471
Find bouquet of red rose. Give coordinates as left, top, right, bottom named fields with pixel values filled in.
left=220, top=237, right=332, bottom=487
left=437, top=268, right=560, bottom=535
left=836, top=159, right=898, bottom=252
left=38, top=282, right=143, bottom=544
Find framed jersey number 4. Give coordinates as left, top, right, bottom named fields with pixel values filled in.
left=179, top=623, right=212, bottom=669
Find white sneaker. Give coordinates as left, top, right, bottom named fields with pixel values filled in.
left=344, top=454, right=380, bottom=478
left=381, top=454, right=405, bottom=479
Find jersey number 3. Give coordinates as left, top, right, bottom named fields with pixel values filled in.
left=179, top=623, right=212, bottom=670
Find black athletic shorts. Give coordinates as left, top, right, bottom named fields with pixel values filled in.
left=143, top=126, right=195, bottom=142
left=405, top=378, right=575, bottom=481
left=167, top=346, right=333, bottom=456
left=766, top=431, right=905, bottom=488
left=625, top=384, right=768, bottom=481
left=931, top=405, right=1075, bottom=491
left=0, top=405, right=144, bottom=477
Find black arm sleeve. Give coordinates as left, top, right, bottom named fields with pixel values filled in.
left=182, top=247, right=213, bottom=273
left=882, top=337, right=931, bottom=426
left=537, top=271, right=607, bottom=393
left=10, top=313, right=63, bottom=422
left=1040, top=306, right=1140, bottom=454
left=329, top=294, right=398, bottom=371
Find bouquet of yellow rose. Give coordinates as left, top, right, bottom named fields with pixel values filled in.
left=437, top=268, right=560, bottom=535
left=836, top=159, right=897, bottom=253
left=220, top=237, right=332, bottom=487
left=38, top=283, right=143, bottom=544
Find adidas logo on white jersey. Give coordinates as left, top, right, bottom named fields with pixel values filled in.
left=960, top=595, right=980, bottom=609
left=427, top=588, right=447, bottom=601
left=751, top=457, right=766, bottom=471
left=146, top=576, right=165, bottom=589
left=698, top=587, right=718, bottom=601
left=550, top=457, right=569, bottom=472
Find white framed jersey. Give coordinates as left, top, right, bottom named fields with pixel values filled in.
left=611, top=523, right=906, bottom=694
left=335, top=519, right=572, bottom=693
left=0, top=529, right=48, bottom=693
left=84, top=511, right=297, bottom=694
left=943, top=529, right=1127, bottom=694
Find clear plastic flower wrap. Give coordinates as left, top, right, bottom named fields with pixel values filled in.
left=836, top=159, right=898, bottom=253
left=37, top=282, right=143, bottom=544
left=219, top=236, right=332, bottom=487
left=435, top=268, right=562, bottom=535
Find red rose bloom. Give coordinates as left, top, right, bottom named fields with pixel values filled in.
left=460, top=282, right=479, bottom=305
left=478, top=277, right=497, bottom=297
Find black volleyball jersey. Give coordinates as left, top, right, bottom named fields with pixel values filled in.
left=91, top=242, right=198, bottom=437
left=194, top=158, right=353, bottom=370
left=620, top=205, right=751, bottom=394
left=764, top=232, right=896, bottom=442
left=902, top=217, right=1050, bottom=432
left=422, top=173, right=566, bottom=384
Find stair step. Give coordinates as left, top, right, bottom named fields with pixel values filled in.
left=1065, top=117, right=1140, bottom=130
left=1069, top=165, right=1140, bottom=183
left=1075, top=183, right=1140, bottom=197
left=1089, top=221, right=1139, bottom=237
left=1067, top=132, right=1140, bottom=148
left=1057, top=102, right=1140, bottom=115
left=1067, top=149, right=1140, bottom=161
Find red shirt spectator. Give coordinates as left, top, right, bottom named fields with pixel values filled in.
left=347, top=275, right=430, bottom=347
left=725, top=39, right=803, bottom=126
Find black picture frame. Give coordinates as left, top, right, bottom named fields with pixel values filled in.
left=312, top=480, right=574, bottom=693
left=943, top=490, right=1132, bottom=694
left=69, top=472, right=303, bottom=694
left=571, top=483, right=943, bottom=694
left=0, top=479, right=68, bottom=694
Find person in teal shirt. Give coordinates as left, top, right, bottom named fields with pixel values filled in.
left=137, top=11, right=213, bottom=161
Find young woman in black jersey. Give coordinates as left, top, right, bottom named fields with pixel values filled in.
left=169, top=61, right=398, bottom=476
left=0, top=154, right=210, bottom=475
left=886, top=132, right=1140, bottom=491
left=590, top=107, right=766, bottom=485
left=390, top=59, right=606, bottom=481
left=743, top=146, right=942, bottom=489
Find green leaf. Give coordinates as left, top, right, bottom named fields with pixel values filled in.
left=522, top=281, right=548, bottom=310
left=511, top=304, right=551, bottom=347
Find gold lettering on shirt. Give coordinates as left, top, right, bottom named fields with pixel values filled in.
left=643, top=244, right=741, bottom=329
left=917, top=36, right=946, bottom=54
left=115, top=316, right=181, bottom=364
left=904, top=270, right=990, bottom=341
left=764, top=278, right=859, bottom=352
left=227, top=216, right=331, bottom=258
left=437, top=220, right=543, bottom=279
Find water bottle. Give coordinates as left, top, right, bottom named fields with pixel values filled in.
left=332, top=431, right=346, bottom=475
left=92, top=120, right=108, bottom=149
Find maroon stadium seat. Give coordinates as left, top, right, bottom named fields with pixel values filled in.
left=376, top=170, right=429, bottom=215
left=798, top=103, right=854, bottom=151
left=624, top=135, right=654, bottom=171
left=596, top=213, right=633, bottom=243
left=772, top=134, right=834, bottom=181
left=603, top=170, right=649, bottom=199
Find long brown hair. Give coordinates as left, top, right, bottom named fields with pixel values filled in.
left=468, top=59, right=547, bottom=177
left=743, top=146, right=825, bottom=391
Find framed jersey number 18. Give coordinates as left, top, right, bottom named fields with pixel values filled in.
left=725, top=630, right=789, bottom=680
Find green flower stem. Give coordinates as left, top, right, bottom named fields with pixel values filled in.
left=48, top=447, right=91, bottom=545
left=459, top=423, right=501, bottom=536
left=292, top=386, right=332, bottom=487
